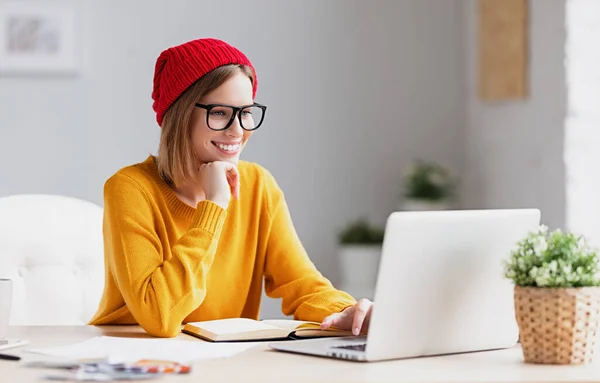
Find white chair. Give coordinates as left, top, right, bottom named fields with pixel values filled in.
left=0, top=194, right=104, bottom=325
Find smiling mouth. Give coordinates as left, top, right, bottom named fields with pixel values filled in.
left=212, top=141, right=241, bottom=154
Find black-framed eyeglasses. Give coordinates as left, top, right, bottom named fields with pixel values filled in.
left=195, top=103, right=267, bottom=131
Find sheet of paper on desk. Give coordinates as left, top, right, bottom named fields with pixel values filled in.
left=25, top=336, right=257, bottom=364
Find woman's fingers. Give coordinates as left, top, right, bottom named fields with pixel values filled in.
left=320, top=312, right=345, bottom=330
left=224, top=164, right=240, bottom=199
left=351, top=299, right=372, bottom=335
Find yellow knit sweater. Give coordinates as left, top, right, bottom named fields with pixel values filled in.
left=89, top=156, right=356, bottom=337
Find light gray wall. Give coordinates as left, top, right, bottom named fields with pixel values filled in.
left=564, top=0, right=600, bottom=245
left=462, top=0, right=567, bottom=230
left=0, top=0, right=465, bottom=318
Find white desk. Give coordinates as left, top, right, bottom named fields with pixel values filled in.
left=2, top=325, right=600, bottom=382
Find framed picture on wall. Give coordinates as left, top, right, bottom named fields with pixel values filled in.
left=0, top=2, right=79, bottom=76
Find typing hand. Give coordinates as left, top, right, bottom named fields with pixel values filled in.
left=320, top=298, right=373, bottom=336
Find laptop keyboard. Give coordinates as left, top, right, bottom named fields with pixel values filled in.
left=332, top=343, right=366, bottom=352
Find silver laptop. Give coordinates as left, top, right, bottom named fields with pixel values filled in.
left=269, top=208, right=541, bottom=362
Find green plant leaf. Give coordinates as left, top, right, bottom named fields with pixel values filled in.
left=503, top=225, right=600, bottom=288
left=338, top=218, right=384, bottom=245
left=403, top=160, right=454, bottom=201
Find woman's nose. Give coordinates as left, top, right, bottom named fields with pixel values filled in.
left=227, top=116, right=244, bottom=136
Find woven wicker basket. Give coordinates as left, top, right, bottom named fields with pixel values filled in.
left=514, top=286, right=600, bottom=364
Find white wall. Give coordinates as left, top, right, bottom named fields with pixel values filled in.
left=462, top=0, right=567, bottom=230
left=0, top=0, right=465, bottom=318
left=565, top=0, right=600, bottom=245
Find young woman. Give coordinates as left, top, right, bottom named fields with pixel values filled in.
left=89, top=38, right=373, bottom=338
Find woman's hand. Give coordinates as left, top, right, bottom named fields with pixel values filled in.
left=320, top=298, right=373, bottom=336
left=199, top=161, right=240, bottom=209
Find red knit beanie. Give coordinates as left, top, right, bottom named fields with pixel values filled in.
left=152, top=38, right=258, bottom=126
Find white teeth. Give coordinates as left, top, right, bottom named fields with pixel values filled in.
left=216, top=143, right=240, bottom=152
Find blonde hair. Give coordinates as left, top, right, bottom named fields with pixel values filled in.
left=156, top=64, right=254, bottom=187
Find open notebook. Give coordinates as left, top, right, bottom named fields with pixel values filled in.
left=182, top=318, right=353, bottom=342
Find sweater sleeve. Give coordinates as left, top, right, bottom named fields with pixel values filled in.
left=103, top=173, right=226, bottom=337
left=260, top=168, right=356, bottom=322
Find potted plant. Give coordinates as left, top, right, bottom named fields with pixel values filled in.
left=503, top=225, right=600, bottom=365
left=337, top=218, right=384, bottom=300
left=401, top=160, right=454, bottom=211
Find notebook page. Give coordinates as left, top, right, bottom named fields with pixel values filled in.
left=261, top=319, right=314, bottom=332
left=188, top=318, right=280, bottom=335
